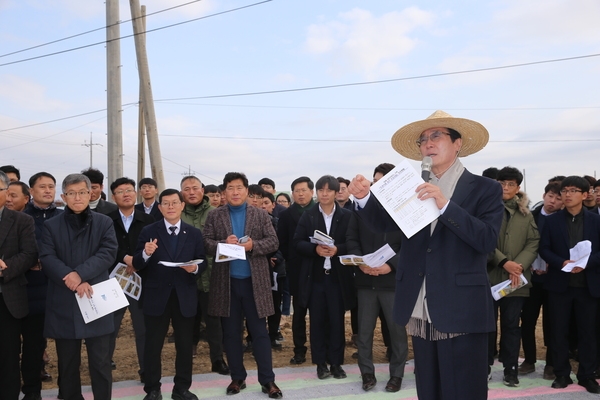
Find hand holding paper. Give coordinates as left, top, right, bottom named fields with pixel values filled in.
left=562, top=240, right=591, bottom=273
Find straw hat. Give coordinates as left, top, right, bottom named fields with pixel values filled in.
left=390, top=110, right=489, bottom=161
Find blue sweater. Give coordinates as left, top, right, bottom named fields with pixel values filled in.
left=228, top=203, right=251, bottom=278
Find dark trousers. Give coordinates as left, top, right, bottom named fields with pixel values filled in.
left=21, top=312, right=46, bottom=396
left=356, top=289, right=407, bottom=377
left=109, top=297, right=146, bottom=374
left=549, top=287, right=597, bottom=380
left=521, top=280, right=552, bottom=365
left=267, top=278, right=284, bottom=341
left=144, top=291, right=194, bottom=394
left=221, top=277, right=274, bottom=385
left=308, top=275, right=345, bottom=365
left=0, top=294, right=22, bottom=400
left=291, top=296, right=308, bottom=356
left=55, top=335, right=111, bottom=400
left=281, top=277, right=291, bottom=315
left=413, top=331, right=489, bottom=400
left=193, top=290, right=223, bottom=363
left=488, top=296, right=524, bottom=372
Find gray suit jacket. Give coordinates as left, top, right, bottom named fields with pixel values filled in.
left=0, top=208, right=38, bottom=318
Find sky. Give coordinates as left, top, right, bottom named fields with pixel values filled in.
left=1, top=0, right=599, bottom=204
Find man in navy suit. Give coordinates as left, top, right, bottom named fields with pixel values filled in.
left=135, top=177, right=162, bottom=220
left=349, top=110, right=504, bottom=399
left=539, top=176, right=600, bottom=394
left=133, top=188, right=206, bottom=400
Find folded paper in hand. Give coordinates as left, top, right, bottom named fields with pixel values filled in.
left=339, top=243, right=396, bottom=268
left=158, top=259, right=204, bottom=267
left=215, top=243, right=247, bottom=262
left=76, top=278, right=129, bottom=324
left=562, top=240, right=591, bottom=272
left=109, top=263, right=142, bottom=300
left=491, top=274, right=528, bottom=301
left=309, top=230, right=335, bottom=247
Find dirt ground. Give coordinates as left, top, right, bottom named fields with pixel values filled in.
left=41, top=311, right=550, bottom=389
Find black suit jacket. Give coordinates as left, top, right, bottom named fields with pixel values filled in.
left=358, top=169, right=503, bottom=334
left=133, top=220, right=206, bottom=317
left=0, top=209, right=38, bottom=318
left=94, top=199, right=118, bottom=215
left=135, top=201, right=162, bottom=220
left=540, top=209, right=600, bottom=297
left=108, top=209, right=155, bottom=271
left=293, top=204, right=355, bottom=310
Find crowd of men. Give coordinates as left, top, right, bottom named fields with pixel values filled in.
left=2, top=111, right=600, bottom=400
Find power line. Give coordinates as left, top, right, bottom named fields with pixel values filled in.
left=0, top=0, right=205, bottom=59
left=0, top=1, right=273, bottom=68
left=156, top=53, right=600, bottom=100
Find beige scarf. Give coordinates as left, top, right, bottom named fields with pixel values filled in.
left=407, top=158, right=465, bottom=340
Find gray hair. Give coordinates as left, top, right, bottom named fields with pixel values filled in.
left=62, top=173, right=91, bottom=193
left=0, top=170, right=9, bottom=188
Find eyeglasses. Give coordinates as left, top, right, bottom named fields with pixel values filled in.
left=560, top=189, right=583, bottom=195
left=113, top=189, right=135, bottom=196
left=416, top=131, right=450, bottom=147
left=64, top=190, right=90, bottom=198
left=498, top=181, right=518, bottom=188
left=160, top=201, right=182, bottom=208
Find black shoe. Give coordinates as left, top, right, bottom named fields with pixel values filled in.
left=385, top=376, right=403, bottom=392
left=261, top=382, right=283, bottom=399
left=330, top=365, right=347, bottom=379
left=22, top=393, right=42, bottom=400
left=40, top=367, right=53, bottom=382
left=551, top=375, right=573, bottom=389
left=361, top=373, right=377, bottom=391
left=226, top=379, right=246, bottom=395
left=171, top=389, right=198, bottom=400
left=579, top=378, right=600, bottom=394
left=290, top=353, right=306, bottom=365
left=111, top=360, right=117, bottom=370
left=143, top=391, right=162, bottom=400
left=317, top=363, right=331, bottom=379
left=276, top=331, right=284, bottom=341
left=56, top=389, right=63, bottom=399
left=271, top=340, right=282, bottom=350
left=212, top=359, right=230, bottom=375
left=351, top=351, right=358, bottom=359
left=503, top=374, right=519, bottom=387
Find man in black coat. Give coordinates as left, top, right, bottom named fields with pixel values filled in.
left=294, top=175, right=355, bottom=380
left=276, top=176, right=315, bottom=364
left=135, top=177, right=162, bottom=220
left=0, top=170, right=39, bottom=400
left=107, top=177, right=155, bottom=382
left=82, top=168, right=118, bottom=215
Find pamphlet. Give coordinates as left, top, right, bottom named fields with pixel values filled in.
left=339, top=243, right=396, bottom=268
left=309, top=230, right=335, bottom=247
left=158, top=259, right=204, bottom=268
left=109, top=263, right=142, bottom=300
left=562, top=240, right=591, bottom=272
left=491, top=274, right=528, bottom=301
left=76, top=278, right=129, bottom=324
left=215, top=243, right=247, bottom=262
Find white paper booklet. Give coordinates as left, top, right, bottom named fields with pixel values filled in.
left=215, top=243, right=247, bottom=262
left=109, top=263, right=142, bottom=300
left=76, top=278, right=129, bottom=324
left=491, top=274, right=529, bottom=301
left=309, top=230, right=335, bottom=247
left=339, top=243, right=396, bottom=268
left=531, top=255, right=547, bottom=272
left=562, top=240, right=592, bottom=272
left=370, top=159, right=439, bottom=239
left=158, top=259, right=204, bottom=268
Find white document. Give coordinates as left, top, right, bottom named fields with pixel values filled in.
left=491, top=274, right=529, bottom=301
left=76, top=278, right=129, bottom=324
left=531, top=255, right=547, bottom=272
left=562, top=240, right=592, bottom=272
left=109, top=263, right=142, bottom=300
left=158, top=259, right=204, bottom=268
left=339, top=243, right=396, bottom=268
left=309, top=230, right=335, bottom=247
left=271, top=271, right=278, bottom=291
left=370, top=159, right=439, bottom=239
left=215, top=243, right=247, bottom=262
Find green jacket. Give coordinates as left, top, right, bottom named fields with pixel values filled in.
left=181, top=197, right=215, bottom=292
left=487, top=192, right=540, bottom=297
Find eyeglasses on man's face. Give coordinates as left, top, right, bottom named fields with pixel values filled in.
left=64, top=190, right=90, bottom=198
left=416, top=130, right=450, bottom=147
left=560, top=188, right=583, bottom=195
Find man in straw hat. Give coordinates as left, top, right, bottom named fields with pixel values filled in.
left=348, top=110, right=504, bottom=399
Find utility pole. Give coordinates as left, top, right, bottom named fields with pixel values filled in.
left=129, top=0, right=166, bottom=192
left=106, top=0, right=124, bottom=188
left=136, top=5, right=146, bottom=204
left=182, top=166, right=195, bottom=177
left=82, top=132, right=103, bottom=168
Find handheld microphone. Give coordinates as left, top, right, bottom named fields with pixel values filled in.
left=421, top=156, right=432, bottom=182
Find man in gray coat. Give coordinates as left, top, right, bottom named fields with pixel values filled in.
left=41, top=173, right=118, bottom=400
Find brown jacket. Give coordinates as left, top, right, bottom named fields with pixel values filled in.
left=203, top=204, right=279, bottom=318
